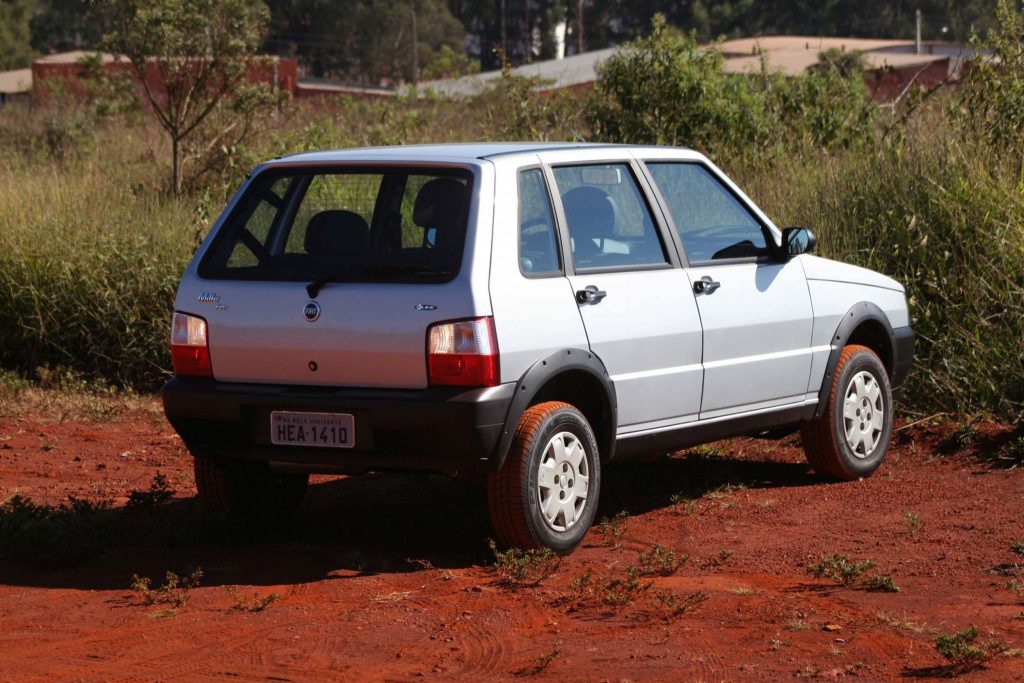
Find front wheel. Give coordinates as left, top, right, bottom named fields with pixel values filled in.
left=487, top=401, right=601, bottom=553
left=801, top=344, right=894, bottom=481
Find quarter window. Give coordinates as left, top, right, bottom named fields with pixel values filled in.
left=552, top=163, right=667, bottom=270
left=646, top=162, right=769, bottom=262
left=517, top=168, right=561, bottom=276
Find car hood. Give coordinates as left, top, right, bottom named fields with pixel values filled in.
left=800, top=255, right=905, bottom=293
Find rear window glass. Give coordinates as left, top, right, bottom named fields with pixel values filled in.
left=200, top=167, right=473, bottom=283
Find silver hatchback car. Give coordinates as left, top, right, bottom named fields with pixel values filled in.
left=163, top=143, right=913, bottom=552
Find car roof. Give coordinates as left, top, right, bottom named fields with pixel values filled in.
left=274, top=142, right=695, bottom=164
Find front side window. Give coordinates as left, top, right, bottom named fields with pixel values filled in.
left=646, top=162, right=769, bottom=262
left=200, top=167, right=472, bottom=283
left=551, top=163, right=667, bottom=270
left=517, top=168, right=560, bottom=276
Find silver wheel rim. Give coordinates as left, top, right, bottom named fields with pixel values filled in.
left=843, top=370, right=885, bottom=458
left=536, top=431, right=589, bottom=532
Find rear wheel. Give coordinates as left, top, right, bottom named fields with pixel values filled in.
left=801, top=344, right=893, bottom=481
left=487, top=401, right=601, bottom=553
left=194, top=457, right=308, bottom=530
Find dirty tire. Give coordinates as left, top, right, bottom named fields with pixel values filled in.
left=487, top=401, right=601, bottom=554
left=802, top=344, right=893, bottom=481
left=194, top=457, right=308, bottom=531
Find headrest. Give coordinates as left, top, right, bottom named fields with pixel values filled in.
left=413, top=178, right=467, bottom=228
left=561, top=186, right=617, bottom=241
left=304, top=210, right=370, bottom=255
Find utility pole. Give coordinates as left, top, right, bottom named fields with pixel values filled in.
left=411, top=0, right=419, bottom=85
left=915, top=9, right=922, bottom=54
left=500, top=0, right=507, bottom=64
left=576, top=0, right=584, bottom=55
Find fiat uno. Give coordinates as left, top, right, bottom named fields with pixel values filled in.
left=162, top=143, right=913, bottom=552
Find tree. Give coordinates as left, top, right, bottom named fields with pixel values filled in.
left=30, top=0, right=108, bottom=52
left=103, top=0, right=273, bottom=195
left=0, top=0, right=34, bottom=70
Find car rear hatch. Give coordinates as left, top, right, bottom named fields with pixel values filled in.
left=181, top=163, right=486, bottom=390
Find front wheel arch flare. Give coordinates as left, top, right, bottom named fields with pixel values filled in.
left=815, top=302, right=896, bottom=419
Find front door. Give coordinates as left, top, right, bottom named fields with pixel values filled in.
left=545, top=159, right=704, bottom=430
left=644, top=160, right=814, bottom=419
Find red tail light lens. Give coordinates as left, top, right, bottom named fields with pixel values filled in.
left=427, top=317, right=499, bottom=387
left=171, top=312, right=212, bottom=377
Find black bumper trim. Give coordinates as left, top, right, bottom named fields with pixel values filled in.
left=162, top=377, right=514, bottom=474
left=891, top=325, right=914, bottom=392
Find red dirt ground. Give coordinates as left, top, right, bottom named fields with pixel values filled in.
left=1, top=403, right=1023, bottom=682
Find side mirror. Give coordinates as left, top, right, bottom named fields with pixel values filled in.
left=779, top=227, right=816, bottom=260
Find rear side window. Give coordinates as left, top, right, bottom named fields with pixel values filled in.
left=646, top=162, right=768, bottom=262
left=200, top=167, right=472, bottom=283
left=551, top=163, right=667, bottom=270
left=517, top=168, right=560, bottom=276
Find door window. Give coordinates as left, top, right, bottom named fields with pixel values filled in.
left=517, top=168, right=561, bottom=276
left=552, top=163, right=667, bottom=270
left=646, top=162, right=769, bottom=263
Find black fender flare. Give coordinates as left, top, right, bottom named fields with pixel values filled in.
left=814, top=301, right=895, bottom=419
left=488, top=348, right=618, bottom=470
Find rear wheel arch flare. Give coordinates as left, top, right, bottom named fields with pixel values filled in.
left=491, top=349, right=617, bottom=470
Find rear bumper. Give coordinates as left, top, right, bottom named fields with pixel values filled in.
left=891, top=325, right=915, bottom=394
left=162, top=377, right=514, bottom=475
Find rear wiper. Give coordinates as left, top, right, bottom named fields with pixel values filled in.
left=306, top=264, right=450, bottom=298
left=306, top=265, right=359, bottom=298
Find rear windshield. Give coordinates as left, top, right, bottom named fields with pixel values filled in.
left=199, top=166, right=473, bottom=283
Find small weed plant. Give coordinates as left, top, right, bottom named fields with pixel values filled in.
left=130, top=567, right=203, bottom=609
left=596, top=511, right=630, bottom=548
left=905, top=512, right=920, bottom=535
left=516, top=648, right=560, bottom=676
left=653, top=589, right=709, bottom=621
left=636, top=544, right=687, bottom=576
left=998, top=437, right=1024, bottom=468
left=808, top=554, right=874, bottom=586
left=808, top=554, right=900, bottom=592
left=1011, top=541, right=1024, bottom=557
left=488, top=540, right=560, bottom=587
left=228, top=587, right=281, bottom=612
left=934, top=626, right=1006, bottom=672
left=126, top=473, right=175, bottom=508
left=864, top=574, right=901, bottom=593
left=945, top=422, right=977, bottom=452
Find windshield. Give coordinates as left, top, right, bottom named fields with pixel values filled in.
left=199, top=166, right=473, bottom=283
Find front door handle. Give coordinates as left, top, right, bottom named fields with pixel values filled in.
left=693, top=276, right=721, bottom=295
left=576, top=285, right=608, bottom=304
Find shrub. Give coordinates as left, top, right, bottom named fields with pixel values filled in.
left=934, top=626, right=1006, bottom=671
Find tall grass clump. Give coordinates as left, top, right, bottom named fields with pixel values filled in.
left=0, top=121, right=197, bottom=387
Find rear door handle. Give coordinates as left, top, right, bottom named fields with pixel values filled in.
left=693, top=276, right=721, bottom=295
left=576, top=285, right=607, bottom=304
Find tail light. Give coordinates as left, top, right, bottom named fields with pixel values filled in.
left=171, top=312, right=212, bottom=377
left=427, top=317, right=499, bottom=387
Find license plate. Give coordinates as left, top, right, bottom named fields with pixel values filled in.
left=270, top=411, right=354, bottom=449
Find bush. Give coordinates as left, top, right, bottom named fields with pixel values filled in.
left=588, top=15, right=874, bottom=155
left=935, top=626, right=1006, bottom=671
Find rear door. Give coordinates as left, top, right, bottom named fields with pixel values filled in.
left=179, top=165, right=485, bottom=389
left=643, top=160, right=814, bottom=418
left=539, top=154, right=704, bottom=431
